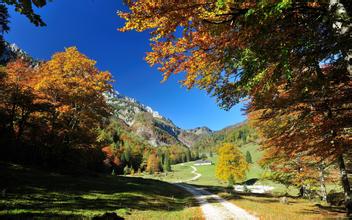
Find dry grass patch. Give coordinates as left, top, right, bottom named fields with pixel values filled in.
left=218, top=192, right=348, bottom=220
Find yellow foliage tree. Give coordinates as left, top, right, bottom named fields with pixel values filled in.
left=146, top=153, right=160, bottom=174
left=35, top=47, right=113, bottom=146
left=216, top=143, right=248, bottom=183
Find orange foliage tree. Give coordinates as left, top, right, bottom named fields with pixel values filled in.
left=248, top=64, right=352, bottom=201
left=120, top=0, right=351, bottom=211
left=35, top=47, right=113, bottom=147
left=0, top=48, right=113, bottom=171
left=146, top=153, right=160, bottom=174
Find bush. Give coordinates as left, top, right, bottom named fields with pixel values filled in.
left=327, top=191, right=345, bottom=206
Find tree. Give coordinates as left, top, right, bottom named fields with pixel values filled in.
left=120, top=0, right=352, bottom=212
left=2, top=0, right=53, bottom=26
left=245, top=151, right=253, bottom=164
left=215, top=143, right=248, bottom=183
left=163, top=151, right=171, bottom=172
left=0, top=59, right=52, bottom=143
left=36, top=47, right=112, bottom=147
left=201, top=153, right=207, bottom=160
left=248, top=63, right=352, bottom=205
left=0, top=4, right=10, bottom=58
left=0, top=47, right=114, bottom=172
left=123, top=165, right=130, bottom=175
left=146, top=153, right=160, bottom=174
left=120, top=1, right=350, bottom=108
left=260, top=151, right=323, bottom=197
left=186, top=149, right=191, bottom=162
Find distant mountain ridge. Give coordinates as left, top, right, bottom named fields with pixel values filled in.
left=106, top=91, right=213, bottom=147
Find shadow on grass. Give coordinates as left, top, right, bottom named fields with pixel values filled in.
left=0, top=163, right=198, bottom=219
left=315, top=204, right=347, bottom=214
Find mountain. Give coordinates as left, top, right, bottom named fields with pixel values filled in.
left=0, top=42, right=38, bottom=65
left=106, top=91, right=212, bottom=147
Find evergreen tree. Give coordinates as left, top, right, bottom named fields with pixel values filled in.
left=246, top=151, right=253, bottom=164
left=163, top=152, right=171, bottom=172
left=227, top=174, right=235, bottom=189
left=201, top=153, right=207, bottom=160
left=123, top=165, right=129, bottom=175
left=186, top=149, right=191, bottom=162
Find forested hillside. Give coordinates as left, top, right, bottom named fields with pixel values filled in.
left=192, top=122, right=259, bottom=155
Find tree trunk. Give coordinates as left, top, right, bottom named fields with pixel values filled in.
left=337, top=154, right=352, bottom=215
left=319, top=164, right=327, bottom=202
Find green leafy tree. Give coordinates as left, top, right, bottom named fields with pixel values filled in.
left=186, top=149, right=191, bottom=162
left=201, top=153, right=208, bottom=160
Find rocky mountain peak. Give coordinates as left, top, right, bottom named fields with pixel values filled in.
left=106, top=90, right=211, bottom=147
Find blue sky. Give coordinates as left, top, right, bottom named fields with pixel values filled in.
left=4, top=0, right=245, bottom=130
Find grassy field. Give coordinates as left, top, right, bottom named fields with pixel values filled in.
left=0, top=162, right=203, bottom=220
left=151, top=142, right=266, bottom=187
left=142, top=162, right=195, bottom=183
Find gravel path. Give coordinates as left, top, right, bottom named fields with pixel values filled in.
left=174, top=165, right=258, bottom=220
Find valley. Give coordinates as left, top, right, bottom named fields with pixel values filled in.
left=1, top=1, right=351, bottom=219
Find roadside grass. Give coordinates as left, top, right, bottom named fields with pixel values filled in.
left=0, top=162, right=203, bottom=220
left=199, top=186, right=347, bottom=220
left=229, top=193, right=347, bottom=220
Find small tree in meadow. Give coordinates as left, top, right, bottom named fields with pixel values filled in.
left=123, top=165, right=130, bottom=175
left=246, top=151, right=253, bottom=164
left=216, top=143, right=249, bottom=184
left=201, top=153, right=208, bottom=160
left=227, top=174, right=235, bottom=189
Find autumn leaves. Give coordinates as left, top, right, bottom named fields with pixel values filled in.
left=216, top=143, right=249, bottom=183
left=119, top=0, right=351, bottom=212
left=0, top=47, right=112, bottom=170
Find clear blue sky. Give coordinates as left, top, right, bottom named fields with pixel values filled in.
left=4, top=0, right=245, bottom=130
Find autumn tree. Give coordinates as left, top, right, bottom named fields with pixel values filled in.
left=36, top=47, right=112, bottom=147
left=120, top=0, right=351, bottom=212
left=248, top=63, right=352, bottom=203
left=216, top=143, right=248, bottom=183
left=0, top=59, right=49, bottom=142
left=120, top=1, right=350, bottom=108
left=146, top=153, right=160, bottom=174
left=0, top=47, right=114, bottom=172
